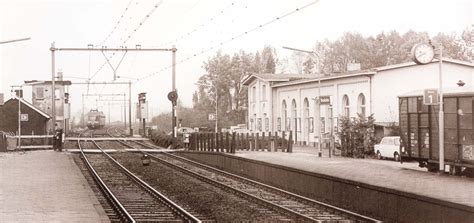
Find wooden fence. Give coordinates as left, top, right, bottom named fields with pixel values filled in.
left=189, top=131, right=293, bottom=153
left=5, top=135, right=54, bottom=150
left=0, top=132, right=8, bottom=152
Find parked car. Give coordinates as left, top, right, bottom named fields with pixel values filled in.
left=374, top=136, right=401, bottom=161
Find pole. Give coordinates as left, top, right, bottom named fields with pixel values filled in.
left=82, top=94, right=84, bottom=126
left=438, top=46, right=444, bottom=172
left=108, top=103, right=111, bottom=125
left=17, top=94, right=21, bottom=150
left=172, top=46, right=177, bottom=138
left=128, top=81, right=132, bottom=135
left=215, top=87, right=218, bottom=133
left=282, top=46, right=325, bottom=157
left=142, top=118, right=146, bottom=137
left=124, top=94, right=127, bottom=129
left=317, top=72, right=322, bottom=157
left=51, top=43, right=56, bottom=130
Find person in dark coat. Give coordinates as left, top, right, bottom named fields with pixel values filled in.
left=54, top=124, right=63, bottom=152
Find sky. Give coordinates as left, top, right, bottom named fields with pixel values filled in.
left=0, top=0, right=472, bottom=123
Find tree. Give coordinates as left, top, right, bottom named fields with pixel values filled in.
left=309, top=30, right=471, bottom=75
left=192, top=49, right=257, bottom=129
left=302, top=56, right=315, bottom=74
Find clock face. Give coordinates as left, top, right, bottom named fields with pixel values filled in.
left=412, top=43, right=435, bottom=65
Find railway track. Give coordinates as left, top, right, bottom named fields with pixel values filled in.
left=78, top=130, right=201, bottom=222
left=108, top=128, right=379, bottom=223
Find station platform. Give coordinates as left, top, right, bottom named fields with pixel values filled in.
left=179, top=147, right=474, bottom=222
left=235, top=150, right=474, bottom=208
left=0, top=150, right=109, bottom=222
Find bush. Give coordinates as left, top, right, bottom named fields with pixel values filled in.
left=149, top=130, right=182, bottom=149
left=337, top=113, right=376, bottom=158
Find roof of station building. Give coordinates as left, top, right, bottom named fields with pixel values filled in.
left=242, top=73, right=319, bottom=86
left=244, top=58, right=473, bottom=88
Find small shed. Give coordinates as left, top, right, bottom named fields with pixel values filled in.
left=0, top=98, right=51, bottom=135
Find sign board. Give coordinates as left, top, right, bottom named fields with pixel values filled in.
left=140, top=102, right=148, bottom=119
left=319, top=96, right=331, bottom=105
left=423, top=89, right=439, bottom=105
left=208, top=113, right=216, bottom=121
left=136, top=103, right=140, bottom=120
left=20, top=114, right=28, bottom=122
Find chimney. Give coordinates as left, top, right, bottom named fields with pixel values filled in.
left=57, top=70, right=63, bottom=81
left=347, top=63, right=361, bottom=72
left=15, top=89, right=23, bottom=98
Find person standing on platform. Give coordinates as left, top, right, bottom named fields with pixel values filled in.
left=54, top=124, right=63, bottom=152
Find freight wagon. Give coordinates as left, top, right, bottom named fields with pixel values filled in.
left=399, top=89, right=474, bottom=175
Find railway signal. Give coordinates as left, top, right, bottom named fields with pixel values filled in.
left=138, top=92, right=148, bottom=137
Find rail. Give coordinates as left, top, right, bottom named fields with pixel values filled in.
left=102, top=127, right=202, bottom=222
left=77, top=131, right=135, bottom=222
left=126, top=138, right=379, bottom=222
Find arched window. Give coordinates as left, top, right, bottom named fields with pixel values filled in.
left=281, top=100, right=287, bottom=131
left=358, top=93, right=366, bottom=117
left=342, top=95, right=350, bottom=117
left=303, top=98, right=309, bottom=133
left=303, top=98, right=309, bottom=118
left=252, top=104, right=256, bottom=131
left=291, top=99, right=297, bottom=131
left=291, top=99, right=297, bottom=118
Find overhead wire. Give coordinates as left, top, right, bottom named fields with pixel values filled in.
left=135, top=0, right=320, bottom=82
left=154, top=1, right=237, bottom=48
left=96, top=0, right=134, bottom=47
left=89, top=0, right=165, bottom=82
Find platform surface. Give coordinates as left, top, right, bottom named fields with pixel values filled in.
left=235, top=147, right=474, bottom=208
left=0, top=150, right=109, bottom=222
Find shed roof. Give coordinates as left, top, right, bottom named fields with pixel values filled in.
left=4, top=98, right=51, bottom=119
left=25, top=80, right=72, bottom=85
left=398, top=87, right=474, bottom=98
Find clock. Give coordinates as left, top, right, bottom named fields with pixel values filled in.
left=411, top=43, right=435, bottom=65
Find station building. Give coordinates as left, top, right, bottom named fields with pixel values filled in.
left=0, top=98, right=51, bottom=135
left=242, top=58, right=474, bottom=145
left=0, top=75, right=71, bottom=136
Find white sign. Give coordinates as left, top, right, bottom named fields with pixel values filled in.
left=20, top=114, right=28, bottom=121
left=423, top=89, right=439, bottom=105
left=319, top=96, right=331, bottom=105
left=208, top=113, right=216, bottom=121
left=140, top=102, right=148, bottom=119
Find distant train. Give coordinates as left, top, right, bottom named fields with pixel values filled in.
left=86, top=109, right=106, bottom=129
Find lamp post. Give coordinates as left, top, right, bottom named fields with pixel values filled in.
left=196, top=82, right=218, bottom=132
left=436, top=45, right=444, bottom=172
left=1, top=38, right=31, bottom=146
left=282, top=46, right=323, bottom=157
left=11, top=81, right=44, bottom=150
left=0, top=37, right=30, bottom=45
